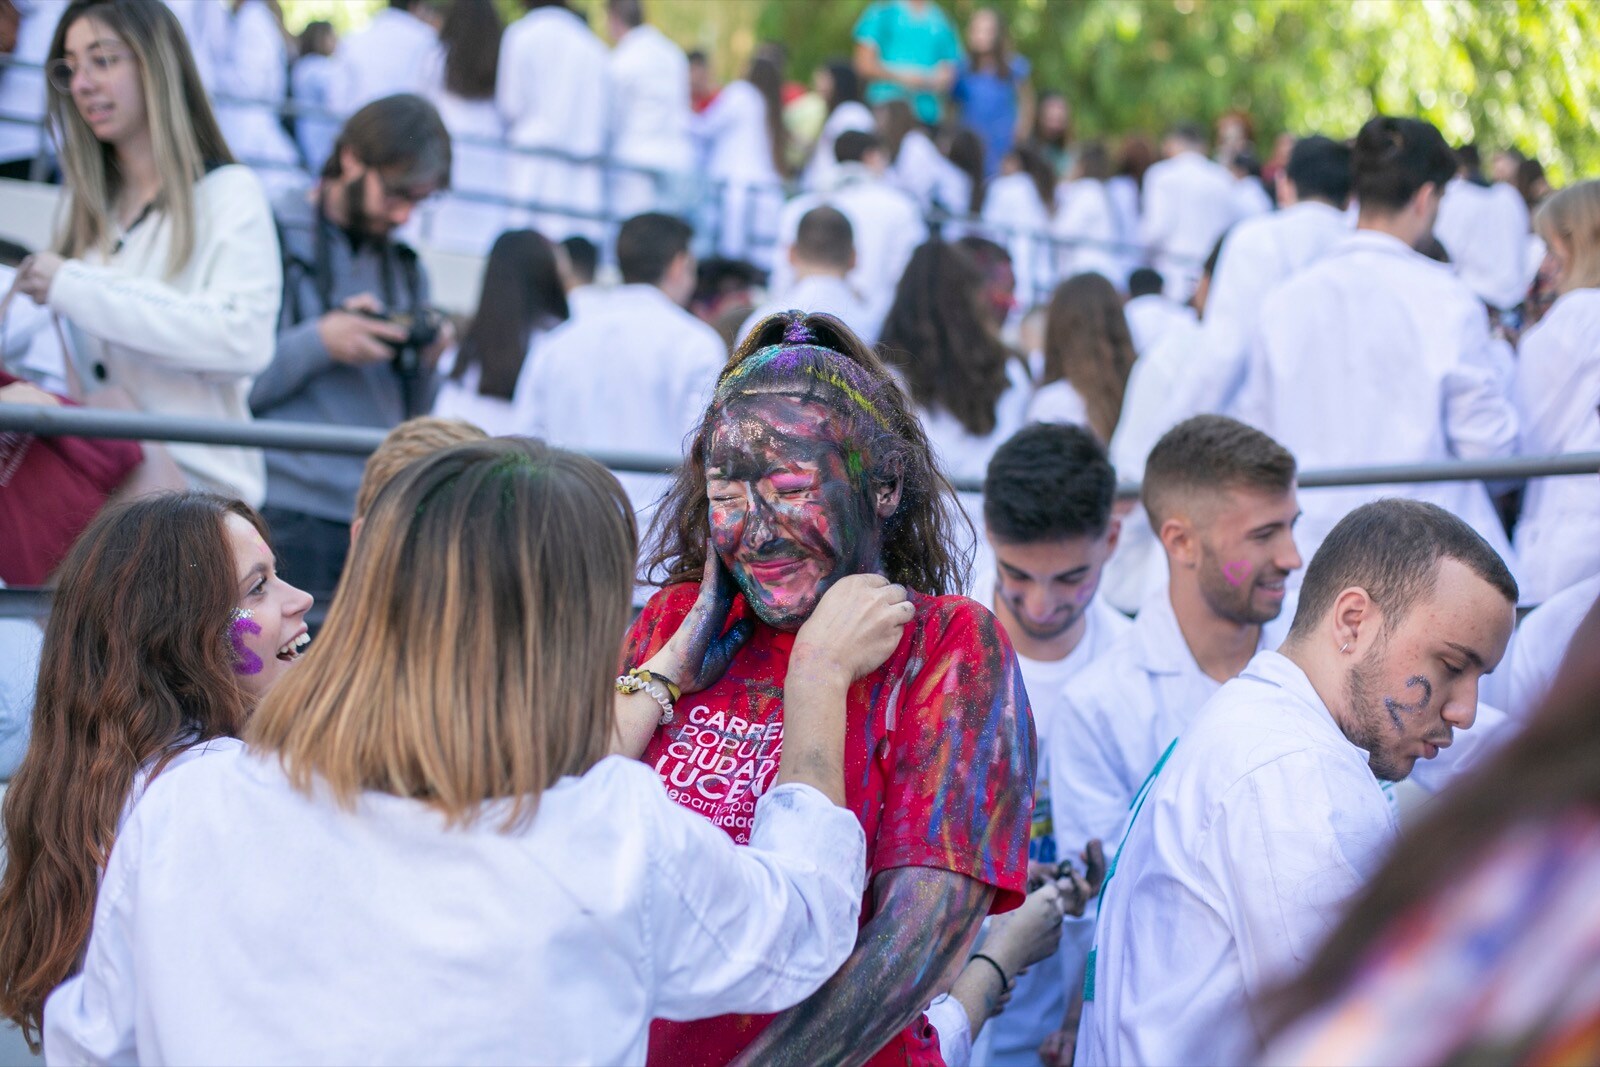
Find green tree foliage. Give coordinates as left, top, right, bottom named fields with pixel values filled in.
left=757, top=0, right=1600, bottom=180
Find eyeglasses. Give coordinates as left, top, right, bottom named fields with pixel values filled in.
left=47, top=48, right=131, bottom=94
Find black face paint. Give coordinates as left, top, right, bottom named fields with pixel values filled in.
left=1382, top=674, right=1433, bottom=733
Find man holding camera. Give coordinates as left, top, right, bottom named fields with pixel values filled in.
left=251, top=94, right=453, bottom=596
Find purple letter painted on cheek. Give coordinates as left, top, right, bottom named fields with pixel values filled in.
left=229, top=608, right=264, bottom=676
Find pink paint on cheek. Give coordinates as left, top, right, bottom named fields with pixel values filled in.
left=1222, top=560, right=1251, bottom=587
left=228, top=608, right=264, bottom=676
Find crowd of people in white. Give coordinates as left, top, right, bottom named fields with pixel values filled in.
left=2, top=0, right=1600, bottom=1065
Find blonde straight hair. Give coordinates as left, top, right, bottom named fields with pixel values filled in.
left=247, top=438, right=636, bottom=829
left=47, top=0, right=234, bottom=278
left=1536, top=179, right=1600, bottom=295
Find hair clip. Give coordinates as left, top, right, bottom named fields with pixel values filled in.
left=782, top=318, right=816, bottom=345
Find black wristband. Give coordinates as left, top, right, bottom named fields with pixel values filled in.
left=970, top=952, right=1010, bottom=990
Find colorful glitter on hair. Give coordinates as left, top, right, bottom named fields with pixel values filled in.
left=228, top=608, right=263, bottom=676
left=718, top=343, right=890, bottom=431
left=782, top=318, right=816, bottom=345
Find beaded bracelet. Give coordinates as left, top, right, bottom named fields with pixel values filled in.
left=615, top=668, right=676, bottom=726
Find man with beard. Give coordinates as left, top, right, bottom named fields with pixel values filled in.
left=250, top=94, right=453, bottom=596
left=1049, top=416, right=1301, bottom=865
left=1075, top=498, right=1517, bottom=1066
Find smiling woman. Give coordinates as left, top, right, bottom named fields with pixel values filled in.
left=625, top=311, right=1037, bottom=1067
left=0, top=492, right=312, bottom=1048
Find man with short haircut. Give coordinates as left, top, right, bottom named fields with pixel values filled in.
left=523, top=213, right=724, bottom=529
left=1239, top=115, right=1518, bottom=577
left=1204, top=135, right=1354, bottom=383
left=1138, top=123, right=1238, bottom=301
left=739, top=206, right=879, bottom=345
left=769, top=130, right=925, bottom=324
left=251, top=95, right=453, bottom=597
left=1053, top=416, right=1301, bottom=876
left=556, top=235, right=602, bottom=319
left=605, top=0, right=692, bottom=219
left=967, top=423, right=1130, bottom=1067
left=1076, top=498, right=1517, bottom=1065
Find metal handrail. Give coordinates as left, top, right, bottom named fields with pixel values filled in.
left=3, top=403, right=1596, bottom=497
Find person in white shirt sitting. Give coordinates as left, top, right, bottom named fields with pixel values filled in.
left=14, top=0, right=283, bottom=506
left=1511, top=179, right=1600, bottom=605
left=1238, top=114, right=1520, bottom=581
left=739, top=205, right=880, bottom=347
left=1137, top=122, right=1238, bottom=301
left=1076, top=497, right=1517, bottom=1066
left=0, top=493, right=312, bottom=1050
left=770, top=129, right=926, bottom=330
left=433, top=229, right=569, bottom=436
left=1026, top=271, right=1136, bottom=442
left=522, top=212, right=726, bottom=534
left=42, top=438, right=883, bottom=1065
left=328, top=0, right=440, bottom=116
left=605, top=0, right=692, bottom=220
left=964, top=422, right=1130, bottom=1067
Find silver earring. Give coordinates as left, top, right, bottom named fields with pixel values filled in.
left=1340, top=642, right=1350, bottom=654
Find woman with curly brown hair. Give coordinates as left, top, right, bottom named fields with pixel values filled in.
left=621, top=310, right=1039, bottom=1067
left=0, top=492, right=311, bottom=1047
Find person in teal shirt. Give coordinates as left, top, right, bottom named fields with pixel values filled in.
left=852, top=0, right=962, bottom=126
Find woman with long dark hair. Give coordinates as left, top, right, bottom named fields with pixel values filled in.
left=879, top=238, right=1031, bottom=483
left=432, top=229, right=569, bottom=434
left=1053, top=140, right=1122, bottom=281
left=802, top=58, right=873, bottom=191
left=953, top=7, right=1033, bottom=179
left=982, top=141, right=1057, bottom=309
left=1260, top=597, right=1600, bottom=1065
left=13, top=0, right=281, bottom=506
left=696, top=53, right=787, bottom=263
left=1027, top=271, right=1136, bottom=443
left=0, top=492, right=312, bottom=1047
left=422, top=0, right=509, bottom=255
left=625, top=310, right=1036, bottom=1066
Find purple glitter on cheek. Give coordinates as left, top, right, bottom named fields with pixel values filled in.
left=228, top=608, right=264, bottom=676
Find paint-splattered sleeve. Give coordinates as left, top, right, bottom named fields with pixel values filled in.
left=875, top=597, right=1036, bottom=914
left=621, top=584, right=699, bottom=669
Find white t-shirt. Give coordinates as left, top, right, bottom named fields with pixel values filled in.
left=45, top=750, right=867, bottom=1065
left=1501, top=572, right=1600, bottom=719
left=1075, top=651, right=1396, bottom=1066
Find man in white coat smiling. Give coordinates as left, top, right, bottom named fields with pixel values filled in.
left=1237, top=115, right=1519, bottom=580
left=1075, top=498, right=1518, bottom=1066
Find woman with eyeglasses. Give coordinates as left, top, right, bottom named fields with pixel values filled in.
left=12, top=0, right=281, bottom=507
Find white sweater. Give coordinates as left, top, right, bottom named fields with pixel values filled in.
left=45, top=165, right=283, bottom=505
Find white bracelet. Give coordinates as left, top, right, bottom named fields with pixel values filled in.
left=615, top=672, right=675, bottom=726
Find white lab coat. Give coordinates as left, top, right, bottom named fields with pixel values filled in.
left=1053, top=178, right=1120, bottom=282
left=738, top=273, right=882, bottom=348
left=1237, top=230, right=1519, bottom=579
left=1137, top=150, right=1237, bottom=300
left=890, top=128, right=967, bottom=218
left=961, top=589, right=1131, bottom=1067
left=44, top=749, right=866, bottom=1066
left=981, top=172, right=1054, bottom=310
left=1229, top=175, right=1273, bottom=220
left=419, top=47, right=511, bottom=258
left=608, top=24, right=692, bottom=219
left=1105, top=174, right=1144, bottom=287
left=1025, top=377, right=1090, bottom=429
left=290, top=54, right=339, bottom=175
left=693, top=79, right=782, bottom=264
left=328, top=7, right=438, bottom=115
left=1122, top=292, right=1196, bottom=358
left=1203, top=199, right=1350, bottom=384
left=1512, top=289, right=1600, bottom=604
left=430, top=326, right=557, bottom=438
left=1108, top=314, right=1210, bottom=482
left=520, top=284, right=725, bottom=538
left=1075, top=650, right=1397, bottom=1067
left=211, top=1, right=304, bottom=196
left=919, top=357, right=1033, bottom=486
left=163, top=0, right=226, bottom=89
left=770, top=166, right=925, bottom=326
left=0, top=0, right=67, bottom=167
left=802, top=100, right=874, bottom=193
left=497, top=6, right=610, bottom=241
left=1435, top=178, right=1534, bottom=310
left=1501, top=572, right=1600, bottom=719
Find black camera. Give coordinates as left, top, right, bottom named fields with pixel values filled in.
left=358, top=307, right=444, bottom=377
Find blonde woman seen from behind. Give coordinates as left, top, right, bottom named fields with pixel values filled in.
left=14, top=0, right=282, bottom=506
left=44, top=438, right=885, bottom=1065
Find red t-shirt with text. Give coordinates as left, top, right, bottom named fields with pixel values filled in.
left=628, top=583, right=1036, bottom=1067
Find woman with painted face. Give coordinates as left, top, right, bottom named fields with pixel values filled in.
left=42, top=439, right=877, bottom=1063
left=623, top=312, right=1039, bottom=1067
left=0, top=492, right=312, bottom=1048
left=12, top=0, right=282, bottom=507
